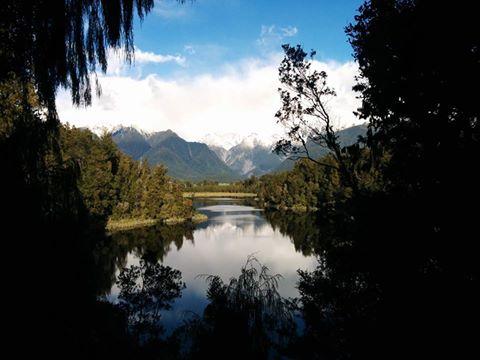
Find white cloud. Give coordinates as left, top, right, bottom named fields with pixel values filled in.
left=56, top=56, right=362, bottom=144
left=257, top=24, right=298, bottom=50
left=135, top=49, right=186, bottom=66
left=281, top=26, right=298, bottom=37
left=104, top=47, right=186, bottom=76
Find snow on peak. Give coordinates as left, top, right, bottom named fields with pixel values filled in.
left=201, top=133, right=244, bottom=150
left=236, top=133, right=279, bottom=149
left=201, top=132, right=278, bottom=150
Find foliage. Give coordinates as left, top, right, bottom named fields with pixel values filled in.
left=290, top=1, right=480, bottom=358
left=117, top=260, right=185, bottom=342
left=255, top=156, right=342, bottom=211
left=181, top=179, right=257, bottom=193
left=274, top=44, right=362, bottom=191
left=60, top=126, right=120, bottom=220
left=174, top=256, right=295, bottom=359
left=1, top=0, right=158, bottom=110
left=58, top=125, right=195, bottom=224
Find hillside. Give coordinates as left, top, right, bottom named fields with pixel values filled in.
left=274, top=124, right=368, bottom=172
left=111, top=127, right=240, bottom=181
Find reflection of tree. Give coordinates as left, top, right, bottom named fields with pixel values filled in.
left=112, top=222, right=194, bottom=263
left=263, top=209, right=322, bottom=256
left=93, top=223, right=195, bottom=296
left=293, top=193, right=479, bottom=359
left=116, top=260, right=185, bottom=343
left=174, top=256, right=295, bottom=359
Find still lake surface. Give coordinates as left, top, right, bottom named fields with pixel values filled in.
left=107, top=198, right=317, bottom=331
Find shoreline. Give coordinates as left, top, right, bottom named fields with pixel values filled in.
left=183, top=192, right=257, bottom=198
left=106, top=212, right=208, bottom=232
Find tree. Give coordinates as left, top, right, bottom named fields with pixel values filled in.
left=1, top=0, right=161, bottom=111
left=274, top=44, right=359, bottom=191
left=117, top=260, right=185, bottom=342
left=346, top=0, right=479, bottom=194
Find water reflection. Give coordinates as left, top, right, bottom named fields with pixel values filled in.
left=107, top=198, right=317, bottom=330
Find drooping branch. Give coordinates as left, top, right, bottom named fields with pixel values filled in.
left=1, top=1, right=186, bottom=113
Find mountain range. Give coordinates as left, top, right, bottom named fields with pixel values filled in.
left=111, top=124, right=367, bottom=181
left=274, top=124, right=368, bottom=172
left=111, top=127, right=238, bottom=181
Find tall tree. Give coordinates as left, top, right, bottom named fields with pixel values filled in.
left=274, top=44, right=360, bottom=191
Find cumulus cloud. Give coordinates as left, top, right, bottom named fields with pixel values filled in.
left=56, top=55, right=362, bottom=144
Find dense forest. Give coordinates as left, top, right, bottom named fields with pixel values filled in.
left=1, top=1, right=479, bottom=359
left=60, top=125, right=197, bottom=229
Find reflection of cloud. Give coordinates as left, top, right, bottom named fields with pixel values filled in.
left=161, top=220, right=316, bottom=298
left=109, top=203, right=318, bottom=331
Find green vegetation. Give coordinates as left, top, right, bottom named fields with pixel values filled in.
left=183, top=192, right=257, bottom=198
left=106, top=218, right=158, bottom=232
left=182, top=178, right=258, bottom=192
left=181, top=179, right=258, bottom=198
left=60, top=125, right=198, bottom=228
left=251, top=156, right=341, bottom=211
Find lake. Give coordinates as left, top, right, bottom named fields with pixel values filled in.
left=106, top=197, right=317, bottom=331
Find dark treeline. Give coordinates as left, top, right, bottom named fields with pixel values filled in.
left=264, top=1, right=479, bottom=359
left=1, top=0, right=479, bottom=359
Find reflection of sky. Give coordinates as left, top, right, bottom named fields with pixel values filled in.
left=110, top=200, right=317, bottom=331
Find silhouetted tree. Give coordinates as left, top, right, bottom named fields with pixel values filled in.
left=1, top=0, right=161, bottom=110
left=275, top=44, right=360, bottom=191
left=292, top=2, right=480, bottom=359
left=117, top=260, right=185, bottom=343
left=175, top=256, right=295, bottom=359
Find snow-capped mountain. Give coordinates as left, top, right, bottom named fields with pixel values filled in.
left=201, top=132, right=276, bottom=150
left=201, top=133, right=282, bottom=177
left=201, top=133, right=245, bottom=150
left=111, top=127, right=239, bottom=181
left=224, top=139, right=282, bottom=177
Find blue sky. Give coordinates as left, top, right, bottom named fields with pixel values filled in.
left=132, top=0, right=363, bottom=76
left=57, top=0, right=365, bottom=146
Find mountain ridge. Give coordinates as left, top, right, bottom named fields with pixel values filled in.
left=111, top=127, right=240, bottom=181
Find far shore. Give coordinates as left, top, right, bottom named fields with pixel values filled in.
left=183, top=192, right=257, bottom=198
left=106, top=213, right=208, bottom=232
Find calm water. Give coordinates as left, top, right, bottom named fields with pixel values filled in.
left=107, top=198, right=317, bottom=331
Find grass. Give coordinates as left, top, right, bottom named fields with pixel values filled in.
left=183, top=192, right=257, bottom=198
left=106, top=218, right=158, bottom=232
left=107, top=212, right=209, bottom=231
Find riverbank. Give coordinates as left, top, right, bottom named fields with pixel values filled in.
left=183, top=192, right=257, bottom=198
left=106, top=212, right=208, bottom=232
